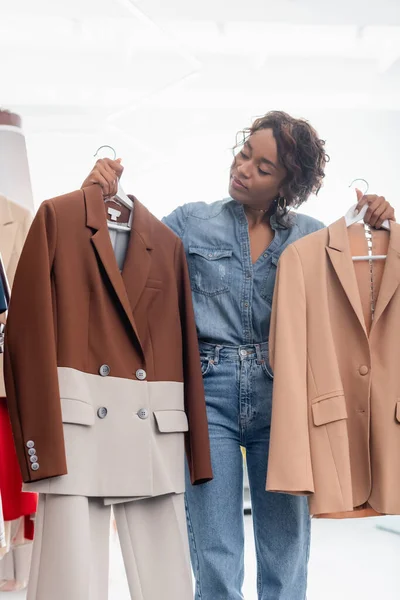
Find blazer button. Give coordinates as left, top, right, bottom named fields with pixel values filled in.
left=26, top=441, right=35, bottom=449
left=28, top=448, right=36, bottom=456
left=359, top=365, right=369, bottom=376
left=31, top=463, right=40, bottom=471
left=137, top=408, right=149, bottom=420
left=136, top=369, right=147, bottom=381
left=29, top=455, right=38, bottom=463
left=97, top=407, right=108, bottom=419
left=99, top=364, right=110, bottom=377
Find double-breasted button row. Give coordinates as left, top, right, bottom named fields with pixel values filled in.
left=96, top=407, right=149, bottom=420
left=98, top=365, right=147, bottom=381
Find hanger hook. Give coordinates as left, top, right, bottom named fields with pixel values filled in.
left=348, top=178, right=369, bottom=196
left=94, top=145, right=117, bottom=160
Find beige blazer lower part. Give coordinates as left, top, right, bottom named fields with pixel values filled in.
left=24, top=367, right=188, bottom=499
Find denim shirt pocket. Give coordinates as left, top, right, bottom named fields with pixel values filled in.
left=260, top=254, right=280, bottom=304
left=188, top=247, right=233, bottom=297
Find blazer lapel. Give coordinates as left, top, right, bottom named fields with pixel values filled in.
left=121, top=198, right=153, bottom=315
left=83, top=186, right=144, bottom=355
left=0, top=195, right=18, bottom=270
left=371, top=223, right=400, bottom=329
left=326, top=218, right=367, bottom=336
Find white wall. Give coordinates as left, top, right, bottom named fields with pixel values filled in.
left=24, top=108, right=399, bottom=223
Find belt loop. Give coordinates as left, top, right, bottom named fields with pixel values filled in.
left=213, top=345, right=222, bottom=365
left=255, top=344, right=263, bottom=365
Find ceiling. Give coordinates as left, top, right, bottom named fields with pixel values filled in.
left=0, top=0, right=399, bottom=216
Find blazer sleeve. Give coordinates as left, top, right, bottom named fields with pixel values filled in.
left=4, top=200, right=67, bottom=483
left=174, top=238, right=213, bottom=485
left=266, top=243, right=314, bottom=495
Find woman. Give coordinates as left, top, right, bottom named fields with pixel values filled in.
left=82, top=111, right=395, bottom=600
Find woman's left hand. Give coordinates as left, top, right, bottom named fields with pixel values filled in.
left=356, top=188, right=396, bottom=229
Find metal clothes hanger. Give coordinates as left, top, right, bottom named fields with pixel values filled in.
left=93, top=145, right=133, bottom=232
left=344, top=178, right=389, bottom=262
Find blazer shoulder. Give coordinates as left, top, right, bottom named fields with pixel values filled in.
left=140, top=202, right=182, bottom=254
left=7, top=198, right=32, bottom=223
left=291, top=222, right=330, bottom=255
left=144, top=207, right=180, bottom=246
left=153, top=212, right=181, bottom=242
left=46, top=189, right=85, bottom=214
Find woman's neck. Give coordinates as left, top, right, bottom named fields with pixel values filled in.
left=244, top=204, right=270, bottom=227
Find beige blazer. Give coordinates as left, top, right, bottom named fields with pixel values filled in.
left=266, top=218, right=400, bottom=516
left=0, top=195, right=32, bottom=397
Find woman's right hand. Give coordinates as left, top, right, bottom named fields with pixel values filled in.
left=81, top=158, right=124, bottom=199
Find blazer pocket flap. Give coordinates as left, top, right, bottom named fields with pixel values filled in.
left=61, top=398, right=95, bottom=426
left=154, top=410, right=189, bottom=433
left=312, top=395, right=347, bottom=427
left=188, top=247, right=233, bottom=261
left=396, top=401, right=400, bottom=423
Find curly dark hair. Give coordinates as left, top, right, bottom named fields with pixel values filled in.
left=235, top=110, right=329, bottom=227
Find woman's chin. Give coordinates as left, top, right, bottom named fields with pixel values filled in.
left=229, top=184, right=248, bottom=203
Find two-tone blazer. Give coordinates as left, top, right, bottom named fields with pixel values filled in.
left=4, top=185, right=212, bottom=498
left=266, top=218, right=400, bottom=515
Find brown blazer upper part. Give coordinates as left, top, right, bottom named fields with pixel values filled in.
left=0, top=194, right=32, bottom=397
left=4, top=185, right=212, bottom=489
left=266, top=217, right=400, bottom=516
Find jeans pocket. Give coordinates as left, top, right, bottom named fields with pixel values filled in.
left=200, top=357, right=214, bottom=377
left=261, top=359, right=274, bottom=380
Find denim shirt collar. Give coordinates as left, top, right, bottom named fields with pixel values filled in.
left=228, top=198, right=282, bottom=233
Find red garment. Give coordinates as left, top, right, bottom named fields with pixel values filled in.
left=0, top=398, right=37, bottom=538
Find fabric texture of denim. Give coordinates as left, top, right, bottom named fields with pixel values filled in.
left=162, top=199, right=324, bottom=599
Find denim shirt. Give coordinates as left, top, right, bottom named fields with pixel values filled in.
left=162, top=198, right=324, bottom=346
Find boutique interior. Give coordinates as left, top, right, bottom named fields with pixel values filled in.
left=0, top=0, right=400, bottom=598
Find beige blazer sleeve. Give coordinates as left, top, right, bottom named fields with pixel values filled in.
left=7, top=209, right=33, bottom=289
left=0, top=200, right=33, bottom=396
left=266, top=242, right=314, bottom=495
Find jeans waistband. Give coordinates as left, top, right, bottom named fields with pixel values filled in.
left=198, top=341, right=269, bottom=364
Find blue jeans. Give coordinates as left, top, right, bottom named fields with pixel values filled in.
left=185, top=342, right=310, bottom=600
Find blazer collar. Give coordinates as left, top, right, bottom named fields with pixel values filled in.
left=84, top=185, right=155, bottom=357
left=85, top=185, right=153, bottom=250
left=327, top=217, right=400, bottom=334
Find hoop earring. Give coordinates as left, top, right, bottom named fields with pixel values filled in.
left=278, top=196, right=287, bottom=211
